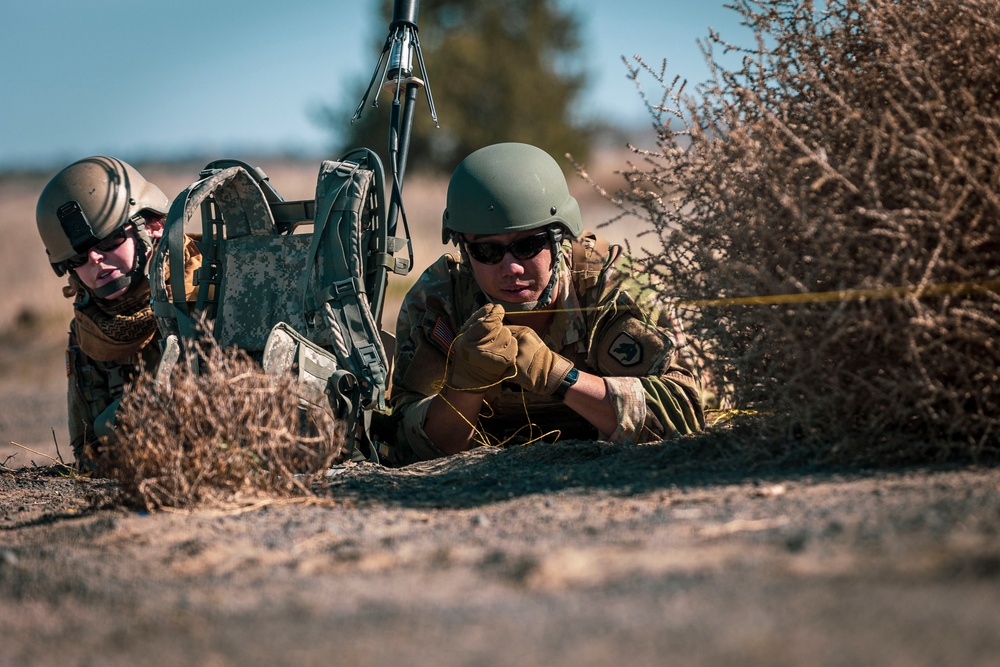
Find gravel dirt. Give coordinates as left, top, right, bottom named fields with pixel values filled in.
left=2, top=442, right=999, bottom=667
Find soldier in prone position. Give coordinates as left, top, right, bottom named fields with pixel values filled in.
left=389, top=142, right=707, bottom=463
left=35, top=157, right=201, bottom=469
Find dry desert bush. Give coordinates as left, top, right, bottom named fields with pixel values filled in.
left=97, top=335, right=345, bottom=510
left=613, top=0, right=1000, bottom=463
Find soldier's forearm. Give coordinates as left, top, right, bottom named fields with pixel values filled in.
left=562, top=371, right=618, bottom=436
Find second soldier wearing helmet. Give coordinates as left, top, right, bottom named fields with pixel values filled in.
left=389, top=142, right=707, bottom=463
left=35, top=156, right=200, bottom=469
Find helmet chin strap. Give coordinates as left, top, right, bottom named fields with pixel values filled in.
left=87, top=223, right=155, bottom=300
left=91, top=275, right=134, bottom=299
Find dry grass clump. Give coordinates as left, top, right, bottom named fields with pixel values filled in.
left=97, top=338, right=345, bottom=510
left=613, top=0, right=1000, bottom=464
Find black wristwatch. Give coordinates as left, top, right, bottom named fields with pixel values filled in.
left=553, top=367, right=579, bottom=401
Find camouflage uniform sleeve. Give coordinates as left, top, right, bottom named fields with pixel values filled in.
left=601, top=376, right=647, bottom=444
left=389, top=255, right=465, bottom=462
left=637, top=284, right=709, bottom=439
left=67, top=359, right=92, bottom=460
left=598, top=366, right=704, bottom=444
left=66, top=324, right=96, bottom=464
left=396, top=395, right=448, bottom=461
left=636, top=370, right=705, bottom=441
left=586, top=255, right=707, bottom=443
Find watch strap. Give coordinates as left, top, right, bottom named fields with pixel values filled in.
left=553, top=366, right=579, bottom=401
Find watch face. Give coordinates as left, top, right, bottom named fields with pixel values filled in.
left=555, top=367, right=579, bottom=400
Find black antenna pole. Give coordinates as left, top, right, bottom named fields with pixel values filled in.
left=353, top=0, right=438, bottom=240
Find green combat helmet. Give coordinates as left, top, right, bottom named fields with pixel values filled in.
left=442, top=142, right=583, bottom=312
left=36, top=156, right=168, bottom=298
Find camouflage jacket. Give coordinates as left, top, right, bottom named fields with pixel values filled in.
left=66, top=234, right=201, bottom=466
left=66, top=315, right=161, bottom=464
left=390, top=232, right=706, bottom=462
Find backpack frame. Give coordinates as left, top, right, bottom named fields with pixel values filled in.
left=149, top=149, right=410, bottom=461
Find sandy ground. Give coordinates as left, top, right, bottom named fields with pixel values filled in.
left=2, top=449, right=1000, bottom=666
left=3, top=157, right=999, bottom=666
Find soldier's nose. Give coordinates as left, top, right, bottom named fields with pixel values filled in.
left=500, top=254, right=525, bottom=275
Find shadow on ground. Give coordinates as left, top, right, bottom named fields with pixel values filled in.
left=324, top=434, right=914, bottom=509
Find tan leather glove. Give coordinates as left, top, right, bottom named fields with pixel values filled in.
left=506, top=325, right=574, bottom=395
left=447, top=304, right=518, bottom=391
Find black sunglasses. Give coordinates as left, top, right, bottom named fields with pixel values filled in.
left=463, top=231, right=550, bottom=265
left=63, top=225, right=131, bottom=271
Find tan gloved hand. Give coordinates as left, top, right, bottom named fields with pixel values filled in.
left=447, top=304, right=517, bottom=391
left=506, top=325, right=574, bottom=395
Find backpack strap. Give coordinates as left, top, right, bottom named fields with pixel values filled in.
left=150, top=175, right=205, bottom=341
left=150, top=166, right=275, bottom=343
left=299, top=153, right=390, bottom=415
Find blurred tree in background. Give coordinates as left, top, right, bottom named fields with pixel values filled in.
left=323, top=0, right=597, bottom=174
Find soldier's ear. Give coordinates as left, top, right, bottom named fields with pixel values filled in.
left=145, top=215, right=165, bottom=240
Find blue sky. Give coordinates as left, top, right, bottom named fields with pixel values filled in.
left=0, top=1, right=749, bottom=170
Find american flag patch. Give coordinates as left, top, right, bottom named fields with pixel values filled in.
left=65, top=350, right=71, bottom=377
left=431, top=316, right=455, bottom=357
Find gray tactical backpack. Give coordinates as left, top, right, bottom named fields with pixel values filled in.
left=149, top=149, right=410, bottom=462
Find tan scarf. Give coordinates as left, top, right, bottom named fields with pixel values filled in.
left=68, top=236, right=202, bottom=362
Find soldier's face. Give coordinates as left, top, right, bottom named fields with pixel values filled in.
left=72, top=226, right=140, bottom=300
left=463, top=230, right=554, bottom=305
left=71, top=216, right=163, bottom=300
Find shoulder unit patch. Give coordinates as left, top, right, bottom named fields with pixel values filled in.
left=609, top=332, right=643, bottom=367
left=592, top=309, right=675, bottom=377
